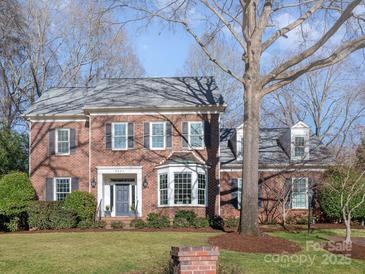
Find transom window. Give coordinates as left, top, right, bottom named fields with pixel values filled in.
left=198, top=174, right=206, bottom=205
left=55, top=178, right=71, bottom=201
left=151, top=122, right=165, bottom=149
left=159, top=173, right=168, bottom=205
left=174, top=172, right=192, bottom=205
left=292, top=178, right=308, bottom=209
left=56, top=128, right=70, bottom=155
left=294, top=136, right=305, bottom=157
left=112, top=123, right=127, bottom=150
left=189, top=122, right=204, bottom=148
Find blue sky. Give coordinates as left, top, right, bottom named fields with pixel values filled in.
left=129, top=23, right=194, bottom=77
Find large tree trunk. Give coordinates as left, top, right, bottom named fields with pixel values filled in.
left=239, top=80, right=261, bottom=236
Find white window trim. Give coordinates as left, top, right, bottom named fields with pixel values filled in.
left=55, top=128, right=70, bottom=155
left=291, top=134, right=309, bottom=161
left=197, top=173, right=207, bottom=205
left=188, top=121, right=205, bottom=150
left=291, top=177, right=308, bottom=209
left=112, top=122, right=128, bottom=150
left=54, top=177, right=71, bottom=201
left=158, top=173, right=169, bottom=206
left=150, top=122, right=166, bottom=150
left=157, top=165, right=208, bottom=207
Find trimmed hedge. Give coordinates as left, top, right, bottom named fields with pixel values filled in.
left=146, top=213, right=170, bottom=228
left=63, top=191, right=96, bottom=222
left=27, top=201, right=78, bottom=230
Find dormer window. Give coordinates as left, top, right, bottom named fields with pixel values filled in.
left=294, top=137, right=305, bottom=157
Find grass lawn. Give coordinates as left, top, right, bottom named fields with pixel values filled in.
left=0, top=229, right=364, bottom=274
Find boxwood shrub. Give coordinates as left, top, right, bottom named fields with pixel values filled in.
left=63, top=191, right=96, bottom=222
left=146, top=213, right=170, bottom=228
left=130, top=219, right=146, bottom=229
left=192, top=217, right=210, bottom=228
left=111, top=220, right=124, bottom=229
left=28, top=201, right=78, bottom=230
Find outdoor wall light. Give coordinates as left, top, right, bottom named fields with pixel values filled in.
left=143, top=177, right=148, bottom=188
left=91, top=177, right=96, bottom=188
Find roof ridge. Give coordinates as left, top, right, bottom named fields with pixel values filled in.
left=101, top=76, right=214, bottom=80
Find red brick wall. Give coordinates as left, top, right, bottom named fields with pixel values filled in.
left=30, top=113, right=220, bottom=217
left=219, top=169, right=325, bottom=222
left=30, top=121, right=90, bottom=200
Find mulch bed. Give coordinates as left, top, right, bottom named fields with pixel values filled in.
left=208, top=232, right=301, bottom=254
left=5, top=227, right=219, bottom=234
left=322, top=237, right=365, bottom=261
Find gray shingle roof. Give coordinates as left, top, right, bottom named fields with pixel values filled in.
left=24, top=77, right=224, bottom=116
left=161, top=152, right=205, bottom=165
left=220, top=128, right=334, bottom=167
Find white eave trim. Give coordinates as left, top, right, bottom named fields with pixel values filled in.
left=82, top=105, right=226, bottom=114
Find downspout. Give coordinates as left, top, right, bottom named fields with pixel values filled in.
left=28, top=120, right=31, bottom=177
left=217, top=114, right=221, bottom=216
left=88, top=114, right=92, bottom=193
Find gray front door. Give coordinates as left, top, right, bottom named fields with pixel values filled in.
left=115, top=184, right=130, bottom=216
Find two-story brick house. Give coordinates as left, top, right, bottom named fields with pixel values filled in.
left=25, top=76, right=333, bottom=222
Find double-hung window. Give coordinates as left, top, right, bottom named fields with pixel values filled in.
left=198, top=173, right=206, bottom=205
left=56, top=128, right=70, bottom=155
left=151, top=122, right=165, bottom=149
left=189, top=122, right=204, bottom=149
left=294, top=136, right=305, bottom=157
left=174, top=172, right=192, bottom=205
left=292, top=178, right=308, bottom=209
left=112, top=123, right=127, bottom=150
left=55, top=178, right=71, bottom=201
left=159, top=173, right=168, bottom=205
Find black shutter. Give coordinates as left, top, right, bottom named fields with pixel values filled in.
left=285, top=178, right=292, bottom=209
left=144, top=122, right=150, bottom=148
left=45, top=178, right=54, bottom=201
left=110, top=185, right=114, bottom=211
left=71, top=177, right=79, bottom=192
left=182, top=122, right=189, bottom=148
left=128, top=122, right=134, bottom=149
left=48, top=129, right=55, bottom=155
left=70, top=128, right=77, bottom=154
left=204, top=121, right=211, bottom=149
left=258, top=184, right=263, bottom=208
left=308, top=178, right=315, bottom=208
left=231, top=179, right=239, bottom=209
left=166, top=122, right=172, bottom=148
left=105, top=123, right=112, bottom=149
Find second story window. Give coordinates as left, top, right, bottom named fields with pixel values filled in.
left=112, top=123, right=127, bottom=150
left=189, top=122, right=204, bottom=148
left=294, top=136, right=305, bottom=157
left=151, top=122, right=165, bottom=149
left=56, top=128, right=70, bottom=155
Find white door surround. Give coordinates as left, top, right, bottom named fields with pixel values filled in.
left=96, top=166, right=143, bottom=217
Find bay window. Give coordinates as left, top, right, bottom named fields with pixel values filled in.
left=157, top=166, right=207, bottom=206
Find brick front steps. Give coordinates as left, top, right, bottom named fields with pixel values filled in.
left=102, top=217, right=137, bottom=229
